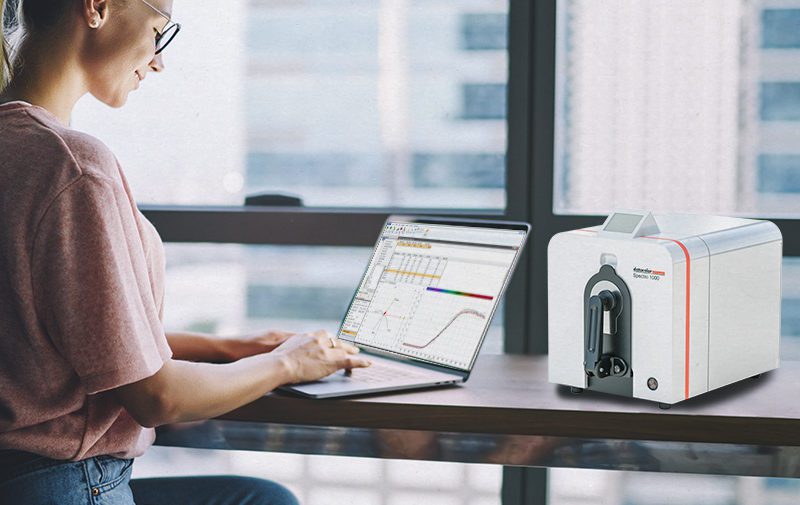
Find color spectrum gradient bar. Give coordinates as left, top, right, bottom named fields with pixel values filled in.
left=426, top=287, right=494, bottom=300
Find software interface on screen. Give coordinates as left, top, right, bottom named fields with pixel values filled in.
left=339, top=221, right=526, bottom=370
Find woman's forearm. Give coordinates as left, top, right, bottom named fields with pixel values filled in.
left=166, top=331, right=232, bottom=362
left=115, top=353, right=293, bottom=427
left=166, top=330, right=294, bottom=363
left=115, top=332, right=369, bottom=428
left=163, top=354, right=293, bottom=424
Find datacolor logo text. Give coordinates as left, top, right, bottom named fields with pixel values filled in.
left=633, top=267, right=666, bottom=281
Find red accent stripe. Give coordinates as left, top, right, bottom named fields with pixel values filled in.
left=643, top=236, right=691, bottom=399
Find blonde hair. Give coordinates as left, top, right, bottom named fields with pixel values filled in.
left=0, top=0, right=23, bottom=92
left=1, top=0, right=9, bottom=89
left=1, top=0, right=77, bottom=91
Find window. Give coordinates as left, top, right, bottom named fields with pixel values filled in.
left=72, top=1, right=509, bottom=209
left=133, top=448, right=503, bottom=505
left=461, top=13, right=509, bottom=51
left=412, top=153, right=505, bottom=189
left=163, top=244, right=506, bottom=359
left=782, top=258, right=800, bottom=361
left=553, top=0, right=800, bottom=215
left=761, top=83, right=800, bottom=121
left=762, top=9, right=800, bottom=48
left=163, top=245, right=371, bottom=335
left=550, top=469, right=800, bottom=505
left=759, top=155, right=800, bottom=193
left=462, top=83, right=507, bottom=120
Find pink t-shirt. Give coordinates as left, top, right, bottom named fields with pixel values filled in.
left=0, top=101, right=172, bottom=461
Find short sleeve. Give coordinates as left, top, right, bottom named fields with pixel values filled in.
left=31, top=174, right=172, bottom=394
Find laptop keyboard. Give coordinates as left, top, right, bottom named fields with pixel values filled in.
left=342, top=361, right=442, bottom=385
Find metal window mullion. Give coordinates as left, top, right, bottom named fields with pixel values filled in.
left=141, top=207, right=506, bottom=246
left=503, top=0, right=534, bottom=356
left=502, top=467, right=548, bottom=505
left=526, top=0, right=559, bottom=356
left=503, top=1, right=554, bottom=502
left=777, top=220, right=800, bottom=255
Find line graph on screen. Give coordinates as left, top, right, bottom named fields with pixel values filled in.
left=403, top=309, right=486, bottom=349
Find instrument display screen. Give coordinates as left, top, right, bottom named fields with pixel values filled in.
left=604, top=213, right=643, bottom=233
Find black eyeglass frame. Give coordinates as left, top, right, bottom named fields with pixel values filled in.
left=137, top=0, right=181, bottom=55
left=155, top=21, right=181, bottom=55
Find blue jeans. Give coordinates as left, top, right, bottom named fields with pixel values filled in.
left=0, top=453, right=298, bottom=505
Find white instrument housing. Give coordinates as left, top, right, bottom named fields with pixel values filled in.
left=548, top=211, right=782, bottom=405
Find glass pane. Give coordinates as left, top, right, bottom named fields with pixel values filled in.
left=133, top=448, right=502, bottom=505
left=554, top=0, right=800, bottom=216
left=164, top=245, right=371, bottom=335
left=162, top=244, right=504, bottom=353
left=71, top=1, right=508, bottom=209
left=783, top=258, right=800, bottom=361
left=550, top=469, right=800, bottom=505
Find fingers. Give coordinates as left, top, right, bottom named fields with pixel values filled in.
left=322, top=336, right=365, bottom=370
left=307, top=331, right=359, bottom=354
left=279, top=329, right=371, bottom=381
left=341, top=355, right=372, bottom=370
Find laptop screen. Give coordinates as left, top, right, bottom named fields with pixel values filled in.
left=338, top=218, right=528, bottom=371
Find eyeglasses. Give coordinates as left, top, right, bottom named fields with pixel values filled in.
left=137, top=0, right=181, bottom=55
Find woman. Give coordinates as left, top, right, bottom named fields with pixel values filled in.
left=0, top=0, right=371, bottom=503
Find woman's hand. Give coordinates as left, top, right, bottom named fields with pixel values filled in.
left=271, top=330, right=372, bottom=384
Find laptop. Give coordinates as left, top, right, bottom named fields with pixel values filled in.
left=282, top=215, right=530, bottom=399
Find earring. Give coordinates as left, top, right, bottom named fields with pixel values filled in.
left=89, top=17, right=100, bottom=28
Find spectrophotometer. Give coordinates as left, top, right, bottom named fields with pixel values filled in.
left=548, top=211, right=782, bottom=406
